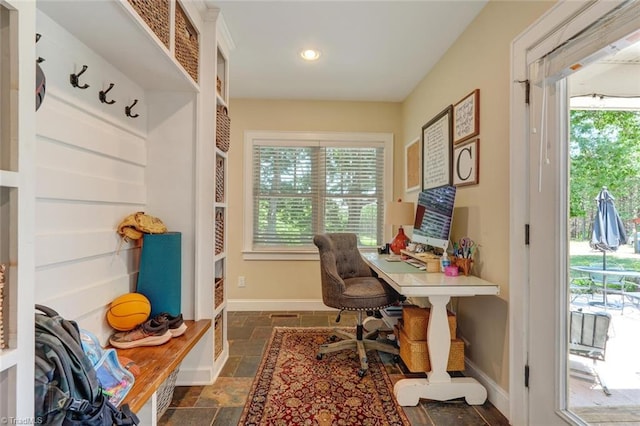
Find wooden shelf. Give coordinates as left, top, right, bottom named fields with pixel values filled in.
left=114, top=319, right=211, bottom=413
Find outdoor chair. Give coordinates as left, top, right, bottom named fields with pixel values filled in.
left=569, top=310, right=612, bottom=395
left=313, top=233, right=401, bottom=377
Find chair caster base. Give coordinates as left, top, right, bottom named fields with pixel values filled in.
left=316, top=353, right=324, bottom=360
left=358, top=369, right=367, bottom=377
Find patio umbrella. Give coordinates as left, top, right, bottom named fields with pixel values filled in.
left=590, top=187, right=627, bottom=270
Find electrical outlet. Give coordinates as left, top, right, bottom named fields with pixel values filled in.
left=238, top=276, right=246, bottom=288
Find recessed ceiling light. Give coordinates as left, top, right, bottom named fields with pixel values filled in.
left=300, top=49, right=321, bottom=61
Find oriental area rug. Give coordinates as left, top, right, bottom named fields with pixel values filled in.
left=238, top=327, right=411, bottom=426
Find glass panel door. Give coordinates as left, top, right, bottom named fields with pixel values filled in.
left=566, top=38, right=640, bottom=423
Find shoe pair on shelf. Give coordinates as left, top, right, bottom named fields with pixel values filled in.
left=110, top=312, right=187, bottom=349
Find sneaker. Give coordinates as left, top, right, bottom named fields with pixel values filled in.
left=154, top=312, right=187, bottom=337
left=109, top=318, right=171, bottom=349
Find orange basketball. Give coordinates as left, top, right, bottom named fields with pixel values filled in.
left=107, top=293, right=151, bottom=331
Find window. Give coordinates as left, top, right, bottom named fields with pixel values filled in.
left=243, top=131, right=393, bottom=259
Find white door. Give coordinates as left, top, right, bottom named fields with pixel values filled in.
left=527, top=61, right=570, bottom=426
left=510, top=1, right=640, bottom=424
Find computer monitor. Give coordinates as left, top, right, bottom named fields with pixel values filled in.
left=412, top=185, right=457, bottom=251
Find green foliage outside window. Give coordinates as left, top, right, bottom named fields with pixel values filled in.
left=570, top=110, right=640, bottom=240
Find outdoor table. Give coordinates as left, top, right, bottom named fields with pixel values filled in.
left=570, top=266, right=640, bottom=311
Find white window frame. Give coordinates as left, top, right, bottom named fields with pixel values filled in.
left=243, top=130, right=394, bottom=260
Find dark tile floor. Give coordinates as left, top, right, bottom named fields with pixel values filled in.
left=159, top=311, right=510, bottom=425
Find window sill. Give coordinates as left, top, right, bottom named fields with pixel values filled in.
left=241, top=248, right=378, bottom=261
left=242, top=251, right=319, bottom=261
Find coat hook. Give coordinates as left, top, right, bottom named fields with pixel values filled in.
left=36, top=33, right=44, bottom=63
left=125, top=99, right=139, bottom=118
left=99, top=83, right=116, bottom=105
left=70, top=65, right=90, bottom=89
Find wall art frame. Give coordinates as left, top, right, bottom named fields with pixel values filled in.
left=405, top=137, right=421, bottom=192
left=422, top=105, right=453, bottom=190
left=453, top=89, right=480, bottom=144
left=453, top=138, right=479, bottom=187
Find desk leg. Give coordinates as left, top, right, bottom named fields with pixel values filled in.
left=394, top=295, right=488, bottom=406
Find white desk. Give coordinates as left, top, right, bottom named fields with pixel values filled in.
left=361, top=252, right=500, bottom=406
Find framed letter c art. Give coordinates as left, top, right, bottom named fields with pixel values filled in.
left=453, top=138, right=479, bottom=187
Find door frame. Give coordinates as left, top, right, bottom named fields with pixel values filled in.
left=509, top=1, right=626, bottom=424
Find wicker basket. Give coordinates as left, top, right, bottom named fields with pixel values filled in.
left=214, top=277, right=224, bottom=308
left=402, top=305, right=457, bottom=340
left=214, top=313, right=223, bottom=360
left=215, top=209, right=224, bottom=255
left=156, top=366, right=179, bottom=418
left=127, top=0, right=170, bottom=48
left=216, top=106, right=230, bottom=152
left=396, top=324, right=465, bottom=372
left=215, top=156, right=224, bottom=203
left=174, top=2, right=199, bottom=82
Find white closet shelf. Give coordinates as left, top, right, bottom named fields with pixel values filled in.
left=37, top=0, right=198, bottom=92
left=0, top=348, right=19, bottom=372
left=0, top=171, right=19, bottom=188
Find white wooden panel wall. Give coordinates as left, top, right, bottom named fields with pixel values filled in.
left=35, top=11, right=148, bottom=343
left=146, top=92, right=197, bottom=319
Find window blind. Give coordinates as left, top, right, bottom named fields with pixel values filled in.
left=252, top=143, right=384, bottom=250
left=530, top=0, right=640, bottom=86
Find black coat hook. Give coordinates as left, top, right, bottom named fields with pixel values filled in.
left=36, top=33, right=44, bottom=63
left=99, top=83, right=116, bottom=105
left=125, top=99, right=139, bottom=118
left=70, top=65, right=90, bottom=89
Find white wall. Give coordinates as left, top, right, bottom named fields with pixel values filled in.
left=35, top=11, right=147, bottom=343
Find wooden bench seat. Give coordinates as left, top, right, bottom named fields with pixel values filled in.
left=114, top=319, right=211, bottom=413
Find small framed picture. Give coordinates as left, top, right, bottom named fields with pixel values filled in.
left=453, top=89, right=480, bottom=144
left=405, top=137, right=420, bottom=192
left=453, top=138, right=479, bottom=186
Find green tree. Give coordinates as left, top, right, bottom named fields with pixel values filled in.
left=570, top=110, right=640, bottom=239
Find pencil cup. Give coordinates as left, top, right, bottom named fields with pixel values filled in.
left=452, top=256, right=473, bottom=276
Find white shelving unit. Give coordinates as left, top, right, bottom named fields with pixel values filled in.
left=212, top=23, right=231, bottom=376
left=0, top=1, right=36, bottom=420
left=1, top=1, right=232, bottom=421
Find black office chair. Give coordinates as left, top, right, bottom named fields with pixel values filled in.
left=313, top=233, right=401, bottom=377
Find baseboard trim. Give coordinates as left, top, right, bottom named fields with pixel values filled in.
left=176, top=366, right=214, bottom=386
left=464, top=357, right=510, bottom=421
left=227, top=299, right=334, bottom=311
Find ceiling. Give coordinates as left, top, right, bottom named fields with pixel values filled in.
left=204, top=1, right=639, bottom=107
left=207, top=1, right=488, bottom=102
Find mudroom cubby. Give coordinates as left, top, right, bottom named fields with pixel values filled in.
left=0, top=1, right=233, bottom=423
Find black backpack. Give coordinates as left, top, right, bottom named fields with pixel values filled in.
left=34, top=304, right=139, bottom=426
